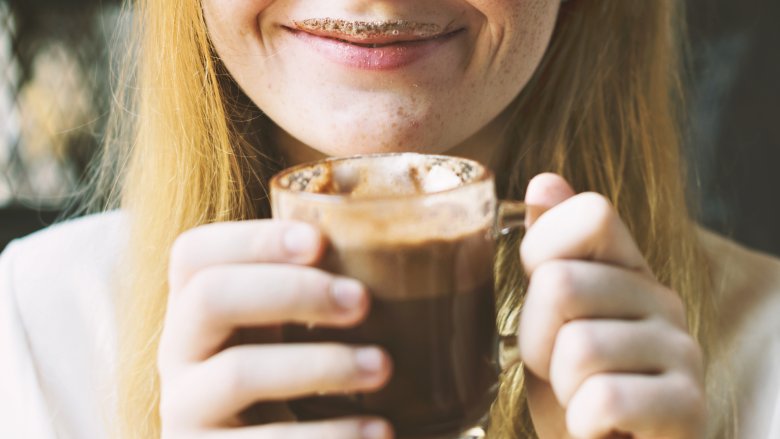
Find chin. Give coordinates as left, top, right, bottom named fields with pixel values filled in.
left=296, top=114, right=462, bottom=157
left=305, top=131, right=452, bottom=158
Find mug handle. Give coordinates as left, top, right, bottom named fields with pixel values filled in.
left=495, top=200, right=527, bottom=370
left=496, top=200, right=527, bottom=236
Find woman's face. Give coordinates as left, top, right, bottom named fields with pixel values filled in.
left=204, top=1, right=561, bottom=160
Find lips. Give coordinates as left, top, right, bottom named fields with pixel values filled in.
left=284, top=18, right=464, bottom=70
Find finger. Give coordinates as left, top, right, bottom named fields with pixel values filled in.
left=566, top=373, right=705, bottom=439
left=523, top=173, right=577, bottom=227
left=519, top=260, right=686, bottom=379
left=162, top=344, right=392, bottom=427
left=206, top=417, right=394, bottom=439
left=520, top=192, right=653, bottom=276
left=524, top=373, right=569, bottom=438
left=549, top=319, right=704, bottom=406
left=169, top=220, right=325, bottom=291
left=160, top=265, right=369, bottom=366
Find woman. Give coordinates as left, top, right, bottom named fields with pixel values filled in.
left=1, top=0, right=779, bottom=438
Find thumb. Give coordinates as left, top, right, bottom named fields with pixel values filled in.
left=524, top=173, right=577, bottom=228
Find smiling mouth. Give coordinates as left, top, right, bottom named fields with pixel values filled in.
left=290, top=18, right=460, bottom=47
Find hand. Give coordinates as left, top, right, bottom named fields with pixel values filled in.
left=157, top=220, right=394, bottom=438
left=519, top=174, right=705, bottom=439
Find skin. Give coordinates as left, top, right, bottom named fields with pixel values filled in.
left=158, top=1, right=706, bottom=438
left=202, top=0, right=560, bottom=162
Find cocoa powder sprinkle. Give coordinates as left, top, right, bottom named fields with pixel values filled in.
left=293, top=18, right=443, bottom=40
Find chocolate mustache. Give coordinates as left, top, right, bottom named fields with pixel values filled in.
left=292, top=18, right=443, bottom=40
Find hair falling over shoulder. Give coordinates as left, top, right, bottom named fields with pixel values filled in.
left=89, top=0, right=728, bottom=437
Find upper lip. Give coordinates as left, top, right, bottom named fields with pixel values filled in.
left=288, top=18, right=460, bottom=46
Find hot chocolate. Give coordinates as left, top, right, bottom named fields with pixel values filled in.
left=271, top=154, right=501, bottom=437
left=285, top=226, right=498, bottom=437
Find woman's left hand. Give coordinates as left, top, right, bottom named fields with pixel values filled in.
left=519, top=174, right=706, bottom=439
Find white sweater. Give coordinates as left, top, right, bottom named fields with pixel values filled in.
left=0, top=211, right=778, bottom=438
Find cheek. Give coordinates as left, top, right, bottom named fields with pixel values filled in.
left=515, top=1, right=561, bottom=56
left=470, top=0, right=559, bottom=59
left=465, top=0, right=560, bottom=106
left=496, top=0, right=559, bottom=62
left=203, top=0, right=274, bottom=61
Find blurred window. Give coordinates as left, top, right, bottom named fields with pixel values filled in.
left=0, top=0, right=121, bottom=209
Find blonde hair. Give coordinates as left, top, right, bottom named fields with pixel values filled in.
left=89, top=0, right=723, bottom=437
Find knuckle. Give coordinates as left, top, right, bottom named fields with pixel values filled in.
left=532, top=261, right=578, bottom=310
left=212, top=348, right=248, bottom=399
left=170, top=228, right=200, bottom=269
left=518, top=233, right=535, bottom=268
left=579, top=191, right=613, bottom=215
left=333, top=346, right=361, bottom=380
left=567, top=375, right=622, bottom=437
left=156, top=343, right=175, bottom=378
left=670, top=372, right=706, bottom=419
left=158, top=385, right=179, bottom=422
left=558, top=322, right=601, bottom=371
left=579, top=192, right=616, bottom=235
left=672, top=332, right=704, bottom=374
left=584, top=375, right=623, bottom=418
left=302, top=268, right=331, bottom=296
left=679, top=374, right=704, bottom=403
left=184, top=268, right=224, bottom=320
left=293, top=269, right=333, bottom=315
left=272, top=268, right=308, bottom=311
left=158, top=373, right=195, bottom=426
left=304, top=345, right=355, bottom=385
left=665, top=294, right=688, bottom=328
left=157, top=320, right=175, bottom=368
left=249, top=223, right=282, bottom=259
left=187, top=267, right=222, bottom=296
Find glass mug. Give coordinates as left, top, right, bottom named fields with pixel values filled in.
left=270, top=153, right=525, bottom=439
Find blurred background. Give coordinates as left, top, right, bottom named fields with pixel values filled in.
left=0, top=0, right=778, bottom=254
left=0, top=0, right=120, bottom=248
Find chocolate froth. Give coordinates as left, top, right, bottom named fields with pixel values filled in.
left=293, top=18, right=443, bottom=40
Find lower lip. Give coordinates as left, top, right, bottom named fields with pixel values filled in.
left=288, top=29, right=462, bottom=71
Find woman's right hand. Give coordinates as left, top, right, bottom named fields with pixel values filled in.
left=157, top=220, right=394, bottom=439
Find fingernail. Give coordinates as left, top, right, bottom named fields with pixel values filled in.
left=283, top=224, right=318, bottom=256
left=362, top=420, right=390, bottom=439
left=331, top=278, right=365, bottom=310
left=355, top=347, right=385, bottom=375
